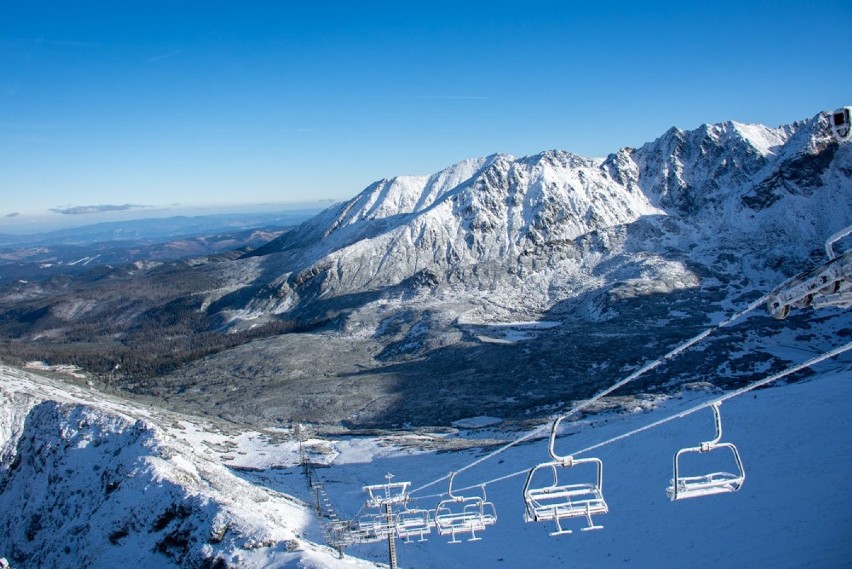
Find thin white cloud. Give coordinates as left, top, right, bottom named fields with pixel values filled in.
left=43, top=39, right=103, bottom=48
left=147, top=50, right=181, bottom=64
left=50, top=204, right=150, bottom=215
left=322, top=95, right=487, bottom=101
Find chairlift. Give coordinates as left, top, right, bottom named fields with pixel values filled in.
left=352, top=513, right=393, bottom=542
left=363, top=473, right=410, bottom=509
left=326, top=519, right=358, bottom=547
left=434, top=472, right=497, bottom=543
left=396, top=501, right=434, bottom=543
left=766, top=224, right=852, bottom=319
left=522, top=415, right=608, bottom=535
left=667, top=402, right=745, bottom=501
left=831, top=106, right=851, bottom=142
left=476, top=489, right=498, bottom=527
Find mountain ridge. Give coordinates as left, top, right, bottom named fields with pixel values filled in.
left=0, top=109, right=849, bottom=428
left=223, top=111, right=848, bottom=326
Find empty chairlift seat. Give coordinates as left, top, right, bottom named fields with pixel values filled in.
left=352, top=513, right=393, bottom=542
left=523, top=457, right=608, bottom=535
left=667, top=402, right=745, bottom=501
left=396, top=504, right=434, bottom=543
left=434, top=473, right=497, bottom=543
left=523, top=414, right=608, bottom=536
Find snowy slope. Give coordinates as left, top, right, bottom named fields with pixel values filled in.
left=3, top=348, right=850, bottom=568
left=303, top=361, right=852, bottom=569
left=1, top=339, right=851, bottom=568
left=0, top=366, right=375, bottom=569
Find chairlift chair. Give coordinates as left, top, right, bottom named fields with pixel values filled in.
left=831, top=106, right=851, bottom=142
left=667, top=402, right=745, bottom=501
left=468, top=485, right=497, bottom=528
left=522, top=415, right=608, bottom=535
left=433, top=472, right=497, bottom=543
left=766, top=224, right=852, bottom=319
left=353, top=512, right=393, bottom=542
left=396, top=502, right=434, bottom=543
left=326, top=520, right=358, bottom=547
left=363, top=474, right=410, bottom=509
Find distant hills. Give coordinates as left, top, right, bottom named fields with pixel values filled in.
left=0, top=210, right=323, bottom=283
left=0, top=209, right=324, bottom=248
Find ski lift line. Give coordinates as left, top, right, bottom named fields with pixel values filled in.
left=408, top=426, right=550, bottom=497
left=564, top=340, right=852, bottom=459
left=424, top=340, right=852, bottom=498
left=409, top=293, right=769, bottom=497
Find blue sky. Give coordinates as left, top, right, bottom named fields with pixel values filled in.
left=2, top=0, right=851, bottom=232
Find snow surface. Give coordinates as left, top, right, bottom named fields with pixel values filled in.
left=730, top=121, right=788, bottom=156
left=3, top=350, right=850, bottom=568
left=0, top=366, right=375, bottom=569
left=301, top=364, right=852, bottom=569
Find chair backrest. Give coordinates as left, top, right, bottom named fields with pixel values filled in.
left=667, top=403, right=745, bottom=501
left=832, top=106, right=851, bottom=142
left=396, top=507, right=432, bottom=538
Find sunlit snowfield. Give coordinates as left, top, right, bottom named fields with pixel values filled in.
left=239, top=361, right=852, bottom=568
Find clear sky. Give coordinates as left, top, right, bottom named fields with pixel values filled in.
left=2, top=0, right=851, bottom=232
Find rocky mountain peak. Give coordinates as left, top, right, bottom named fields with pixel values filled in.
left=172, top=111, right=852, bottom=327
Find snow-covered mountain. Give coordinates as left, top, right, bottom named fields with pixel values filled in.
left=1, top=110, right=849, bottom=429
left=220, top=111, right=849, bottom=324
left=233, top=150, right=665, bottom=318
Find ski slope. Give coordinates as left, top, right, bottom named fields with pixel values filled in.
left=1, top=345, right=851, bottom=568
left=288, top=362, right=852, bottom=568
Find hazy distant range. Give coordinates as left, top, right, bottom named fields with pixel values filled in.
left=0, top=207, right=328, bottom=247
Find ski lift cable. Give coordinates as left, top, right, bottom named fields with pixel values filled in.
left=409, top=293, right=770, bottom=497
left=439, top=340, right=852, bottom=497
left=566, top=340, right=852, bottom=459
